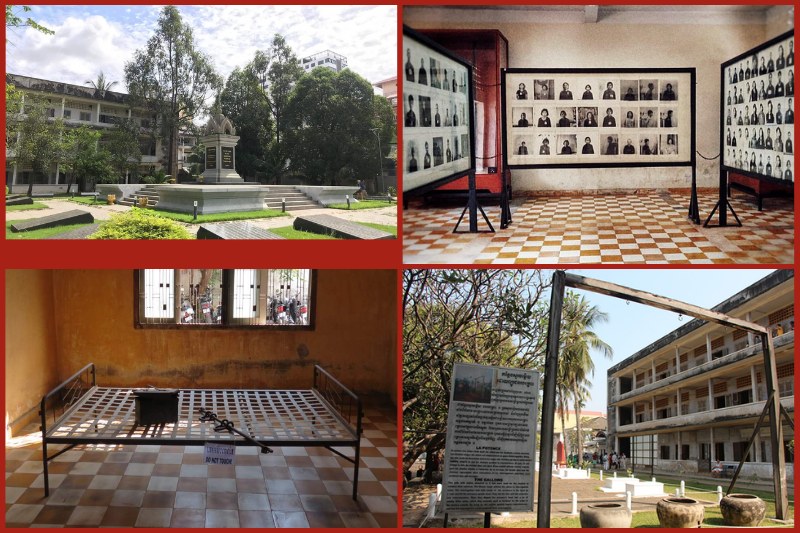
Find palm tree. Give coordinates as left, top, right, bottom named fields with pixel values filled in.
left=85, top=71, right=118, bottom=97
left=557, top=291, right=613, bottom=462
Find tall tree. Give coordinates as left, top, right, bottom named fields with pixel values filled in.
left=249, top=35, right=304, bottom=183
left=8, top=94, right=65, bottom=196
left=61, top=125, right=114, bottom=193
left=220, top=66, right=271, bottom=180
left=557, top=291, right=613, bottom=460
left=285, top=68, right=393, bottom=185
left=124, top=5, right=221, bottom=179
left=104, top=118, right=142, bottom=183
left=85, top=71, right=118, bottom=98
left=403, top=269, right=551, bottom=479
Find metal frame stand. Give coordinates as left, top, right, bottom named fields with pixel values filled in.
left=704, top=168, right=742, bottom=227
left=453, top=170, right=495, bottom=233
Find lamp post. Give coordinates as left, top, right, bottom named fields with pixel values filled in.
left=370, top=128, right=384, bottom=194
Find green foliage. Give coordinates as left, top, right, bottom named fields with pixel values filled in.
left=220, top=66, right=272, bottom=179
left=8, top=93, right=66, bottom=196
left=6, top=202, right=48, bottom=211
left=387, top=186, right=397, bottom=197
left=139, top=175, right=156, bottom=184
left=61, top=126, right=114, bottom=192
left=269, top=226, right=338, bottom=240
left=402, top=270, right=552, bottom=474
left=104, top=117, right=142, bottom=181
left=356, top=222, right=397, bottom=237
left=90, top=209, right=193, bottom=240
left=124, top=5, right=222, bottom=178
left=6, top=5, right=54, bottom=38
left=151, top=207, right=286, bottom=224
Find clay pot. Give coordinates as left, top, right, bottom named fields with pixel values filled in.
left=657, top=497, right=704, bottom=528
left=106, top=194, right=116, bottom=205
left=720, top=493, right=766, bottom=527
left=580, top=503, right=632, bottom=528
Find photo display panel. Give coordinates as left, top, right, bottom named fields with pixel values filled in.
left=403, top=26, right=475, bottom=194
left=503, top=69, right=694, bottom=168
left=721, top=30, right=794, bottom=183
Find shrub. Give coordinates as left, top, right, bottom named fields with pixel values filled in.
left=89, top=209, right=193, bottom=240
left=140, top=175, right=156, bottom=184
left=387, top=186, right=397, bottom=197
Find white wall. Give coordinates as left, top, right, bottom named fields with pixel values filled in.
left=404, top=6, right=793, bottom=192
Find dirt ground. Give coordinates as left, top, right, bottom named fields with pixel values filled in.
left=402, top=473, right=673, bottom=528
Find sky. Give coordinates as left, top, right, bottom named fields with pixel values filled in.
left=6, top=5, right=397, bottom=91
left=565, top=268, right=778, bottom=413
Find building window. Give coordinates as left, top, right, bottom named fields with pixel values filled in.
left=714, top=395, right=728, bottom=409
left=135, top=269, right=315, bottom=328
left=733, top=389, right=752, bottom=405
left=715, top=442, right=725, bottom=461
left=63, top=109, right=72, bottom=119
left=660, top=445, right=670, bottom=460
left=79, top=111, right=91, bottom=121
left=681, top=444, right=690, bottom=460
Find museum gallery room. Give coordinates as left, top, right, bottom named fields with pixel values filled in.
left=402, top=5, right=795, bottom=264
left=5, top=269, right=397, bottom=528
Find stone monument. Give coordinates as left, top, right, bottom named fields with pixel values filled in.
left=201, top=113, right=243, bottom=183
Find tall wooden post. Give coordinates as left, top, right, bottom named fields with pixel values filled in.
left=759, top=333, right=788, bottom=519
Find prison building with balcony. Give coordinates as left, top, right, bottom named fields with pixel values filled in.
left=5, top=73, right=163, bottom=192
left=606, top=270, right=794, bottom=483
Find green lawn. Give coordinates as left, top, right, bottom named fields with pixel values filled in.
left=68, top=196, right=104, bottom=206
left=327, top=200, right=394, bottom=210
left=5, top=202, right=49, bottom=211
left=358, top=222, right=397, bottom=237
left=270, top=226, right=338, bottom=239
left=6, top=220, right=92, bottom=239
left=148, top=207, right=288, bottom=224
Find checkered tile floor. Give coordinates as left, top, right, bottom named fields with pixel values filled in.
left=5, top=402, right=397, bottom=528
left=403, top=190, right=793, bottom=264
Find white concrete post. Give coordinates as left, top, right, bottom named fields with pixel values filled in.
left=626, top=491, right=632, bottom=510
left=437, top=483, right=442, bottom=500
left=599, top=470, right=603, bottom=481
left=614, top=471, right=617, bottom=478
left=675, top=487, right=681, bottom=496
left=427, top=493, right=437, bottom=519
left=571, top=492, right=578, bottom=515
left=717, top=486, right=723, bottom=503
left=652, top=477, right=656, bottom=483
left=680, top=480, right=685, bottom=497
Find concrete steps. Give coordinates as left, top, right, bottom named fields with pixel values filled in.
left=119, top=185, right=159, bottom=207
left=263, top=188, right=321, bottom=211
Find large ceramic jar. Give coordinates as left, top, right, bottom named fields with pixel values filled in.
left=720, top=493, right=766, bottom=526
left=579, top=503, right=632, bottom=528
left=656, top=497, right=705, bottom=528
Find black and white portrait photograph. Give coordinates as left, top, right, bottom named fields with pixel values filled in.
left=603, top=134, right=620, bottom=155
left=639, top=79, right=658, bottom=100
left=558, top=81, right=574, bottom=100
left=419, top=96, right=432, bottom=127
left=516, top=81, right=529, bottom=100
left=405, top=47, right=415, bottom=83
left=578, top=106, right=599, bottom=127
left=580, top=133, right=599, bottom=155
left=621, top=135, right=639, bottom=155
left=405, top=94, right=417, bottom=127
left=536, top=107, right=553, bottom=127
left=429, top=57, right=441, bottom=89
left=556, top=107, right=577, bottom=127
left=639, top=107, right=658, bottom=128
left=601, top=80, right=618, bottom=100
left=660, top=134, right=679, bottom=155
left=513, top=107, right=533, bottom=127
left=579, top=81, right=595, bottom=100
left=407, top=140, right=419, bottom=173
left=621, top=107, right=638, bottom=128
left=621, top=79, right=639, bottom=101
left=602, top=106, right=618, bottom=127
left=433, top=136, right=444, bottom=166
left=514, top=135, right=533, bottom=156
left=557, top=134, right=578, bottom=155
left=660, top=108, right=678, bottom=128
left=534, top=79, right=555, bottom=100
left=660, top=80, right=678, bottom=101
left=537, top=134, right=554, bottom=155
left=639, top=136, right=659, bottom=155
left=461, top=133, right=470, bottom=159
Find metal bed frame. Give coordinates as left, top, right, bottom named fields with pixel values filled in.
left=40, top=363, right=363, bottom=499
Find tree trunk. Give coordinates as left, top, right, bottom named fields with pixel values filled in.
left=574, top=389, right=582, bottom=464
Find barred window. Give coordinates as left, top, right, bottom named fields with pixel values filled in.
left=135, top=269, right=314, bottom=328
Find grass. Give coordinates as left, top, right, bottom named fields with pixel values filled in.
left=5, top=202, right=49, bottom=211
left=147, top=207, right=288, bottom=224
left=270, top=226, right=339, bottom=239
left=6, top=220, right=92, bottom=239
left=68, top=196, right=104, bottom=206
left=358, top=222, right=397, bottom=237
left=327, top=200, right=394, bottom=210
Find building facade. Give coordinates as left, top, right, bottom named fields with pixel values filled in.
left=300, top=50, right=347, bottom=73
left=6, top=73, right=164, bottom=191
left=607, top=270, right=794, bottom=481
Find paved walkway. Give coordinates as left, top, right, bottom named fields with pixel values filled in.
left=6, top=199, right=398, bottom=238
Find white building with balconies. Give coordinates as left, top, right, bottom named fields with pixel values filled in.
left=606, top=270, right=794, bottom=482
left=5, top=73, right=164, bottom=192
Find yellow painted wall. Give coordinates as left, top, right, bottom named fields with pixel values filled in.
left=6, top=269, right=396, bottom=427
left=5, top=270, right=60, bottom=435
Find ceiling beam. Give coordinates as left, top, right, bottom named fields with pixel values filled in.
left=584, top=5, right=599, bottom=23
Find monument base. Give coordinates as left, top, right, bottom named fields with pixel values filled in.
left=201, top=169, right=244, bottom=183
left=154, top=184, right=270, bottom=214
